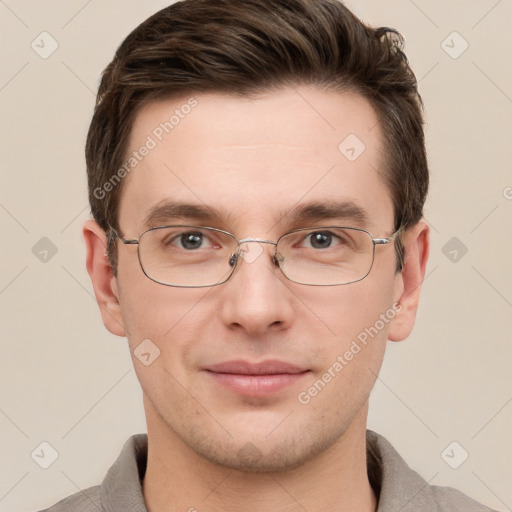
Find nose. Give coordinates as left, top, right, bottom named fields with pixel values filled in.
left=218, top=240, right=294, bottom=336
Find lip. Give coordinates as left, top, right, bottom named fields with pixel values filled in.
left=206, top=359, right=307, bottom=375
left=203, top=359, right=310, bottom=397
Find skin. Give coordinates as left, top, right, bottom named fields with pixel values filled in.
left=84, top=86, right=429, bottom=512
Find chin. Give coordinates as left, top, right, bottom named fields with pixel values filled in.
left=181, top=415, right=350, bottom=473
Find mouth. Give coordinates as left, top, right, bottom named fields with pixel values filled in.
left=202, top=359, right=311, bottom=397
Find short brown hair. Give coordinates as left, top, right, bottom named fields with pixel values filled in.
left=86, top=0, right=428, bottom=272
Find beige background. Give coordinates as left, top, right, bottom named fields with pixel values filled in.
left=1, top=1, right=511, bottom=510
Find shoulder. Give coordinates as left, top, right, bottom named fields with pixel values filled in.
left=366, top=430, right=497, bottom=512
left=35, top=485, right=101, bottom=512
left=35, top=433, right=148, bottom=512
left=428, top=484, right=498, bottom=511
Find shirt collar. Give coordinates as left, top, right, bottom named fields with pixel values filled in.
left=100, top=433, right=148, bottom=512
left=366, top=430, right=439, bottom=511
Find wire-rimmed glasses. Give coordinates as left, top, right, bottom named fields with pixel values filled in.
left=109, top=225, right=401, bottom=287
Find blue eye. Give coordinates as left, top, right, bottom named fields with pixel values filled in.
left=179, top=232, right=204, bottom=250
left=302, top=230, right=348, bottom=249
left=308, top=231, right=334, bottom=249
left=160, top=229, right=215, bottom=251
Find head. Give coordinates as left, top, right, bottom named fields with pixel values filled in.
left=84, top=0, right=429, bottom=472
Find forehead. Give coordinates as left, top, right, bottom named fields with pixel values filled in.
left=119, top=86, right=393, bottom=235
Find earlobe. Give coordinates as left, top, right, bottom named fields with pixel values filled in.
left=388, top=220, right=430, bottom=342
left=83, top=219, right=126, bottom=337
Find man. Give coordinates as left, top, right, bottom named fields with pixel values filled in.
left=41, top=0, right=495, bottom=510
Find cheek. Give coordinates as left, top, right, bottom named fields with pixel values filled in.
left=118, top=282, right=214, bottom=401
left=116, top=253, right=212, bottom=356
left=299, top=274, right=396, bottom=347
left=296, top=282, right=393, bottom=414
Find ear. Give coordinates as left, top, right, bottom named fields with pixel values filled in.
left=83, top=219, right=126, bottom=337
left=388, top=220, right=430, bottom=342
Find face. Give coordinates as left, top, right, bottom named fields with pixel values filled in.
left=91, top=86, right=419, bottom=471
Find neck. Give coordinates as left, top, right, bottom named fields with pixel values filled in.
left=142, top=401, right=377, bottom=512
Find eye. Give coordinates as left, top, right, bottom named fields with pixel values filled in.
left=304, top=230, right=343, bottom=249
left=178, top=232, right=206, bottom=250
left=161, top=230, right=215, bottom=251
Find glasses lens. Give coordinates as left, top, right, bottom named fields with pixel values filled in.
left=276, top=227, right=374, bottom=285
left=138, top=226, right=238, bottom=287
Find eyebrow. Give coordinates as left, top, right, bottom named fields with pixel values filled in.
left=142, top=200, right=230, bottom=229
left=141, top=199, right=370, bottom=231
left=280, top=200, right=370, bottom=228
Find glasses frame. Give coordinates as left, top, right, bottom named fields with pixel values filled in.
left=109, top=224, right=402, bottom=288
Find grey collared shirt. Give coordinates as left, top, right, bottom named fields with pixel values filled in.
left=38, top=430, right=496, bottom=511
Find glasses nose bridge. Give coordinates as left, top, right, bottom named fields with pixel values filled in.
left=237, top=238, right=278, bottom=258
left=237, top=237, right=277, bottom=246
left=236, top=237, right=276, bottom=255
left=232, top=237, right=281, bottom=270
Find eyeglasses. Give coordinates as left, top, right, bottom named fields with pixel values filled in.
left=109, top=225, right=401, bottom=287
